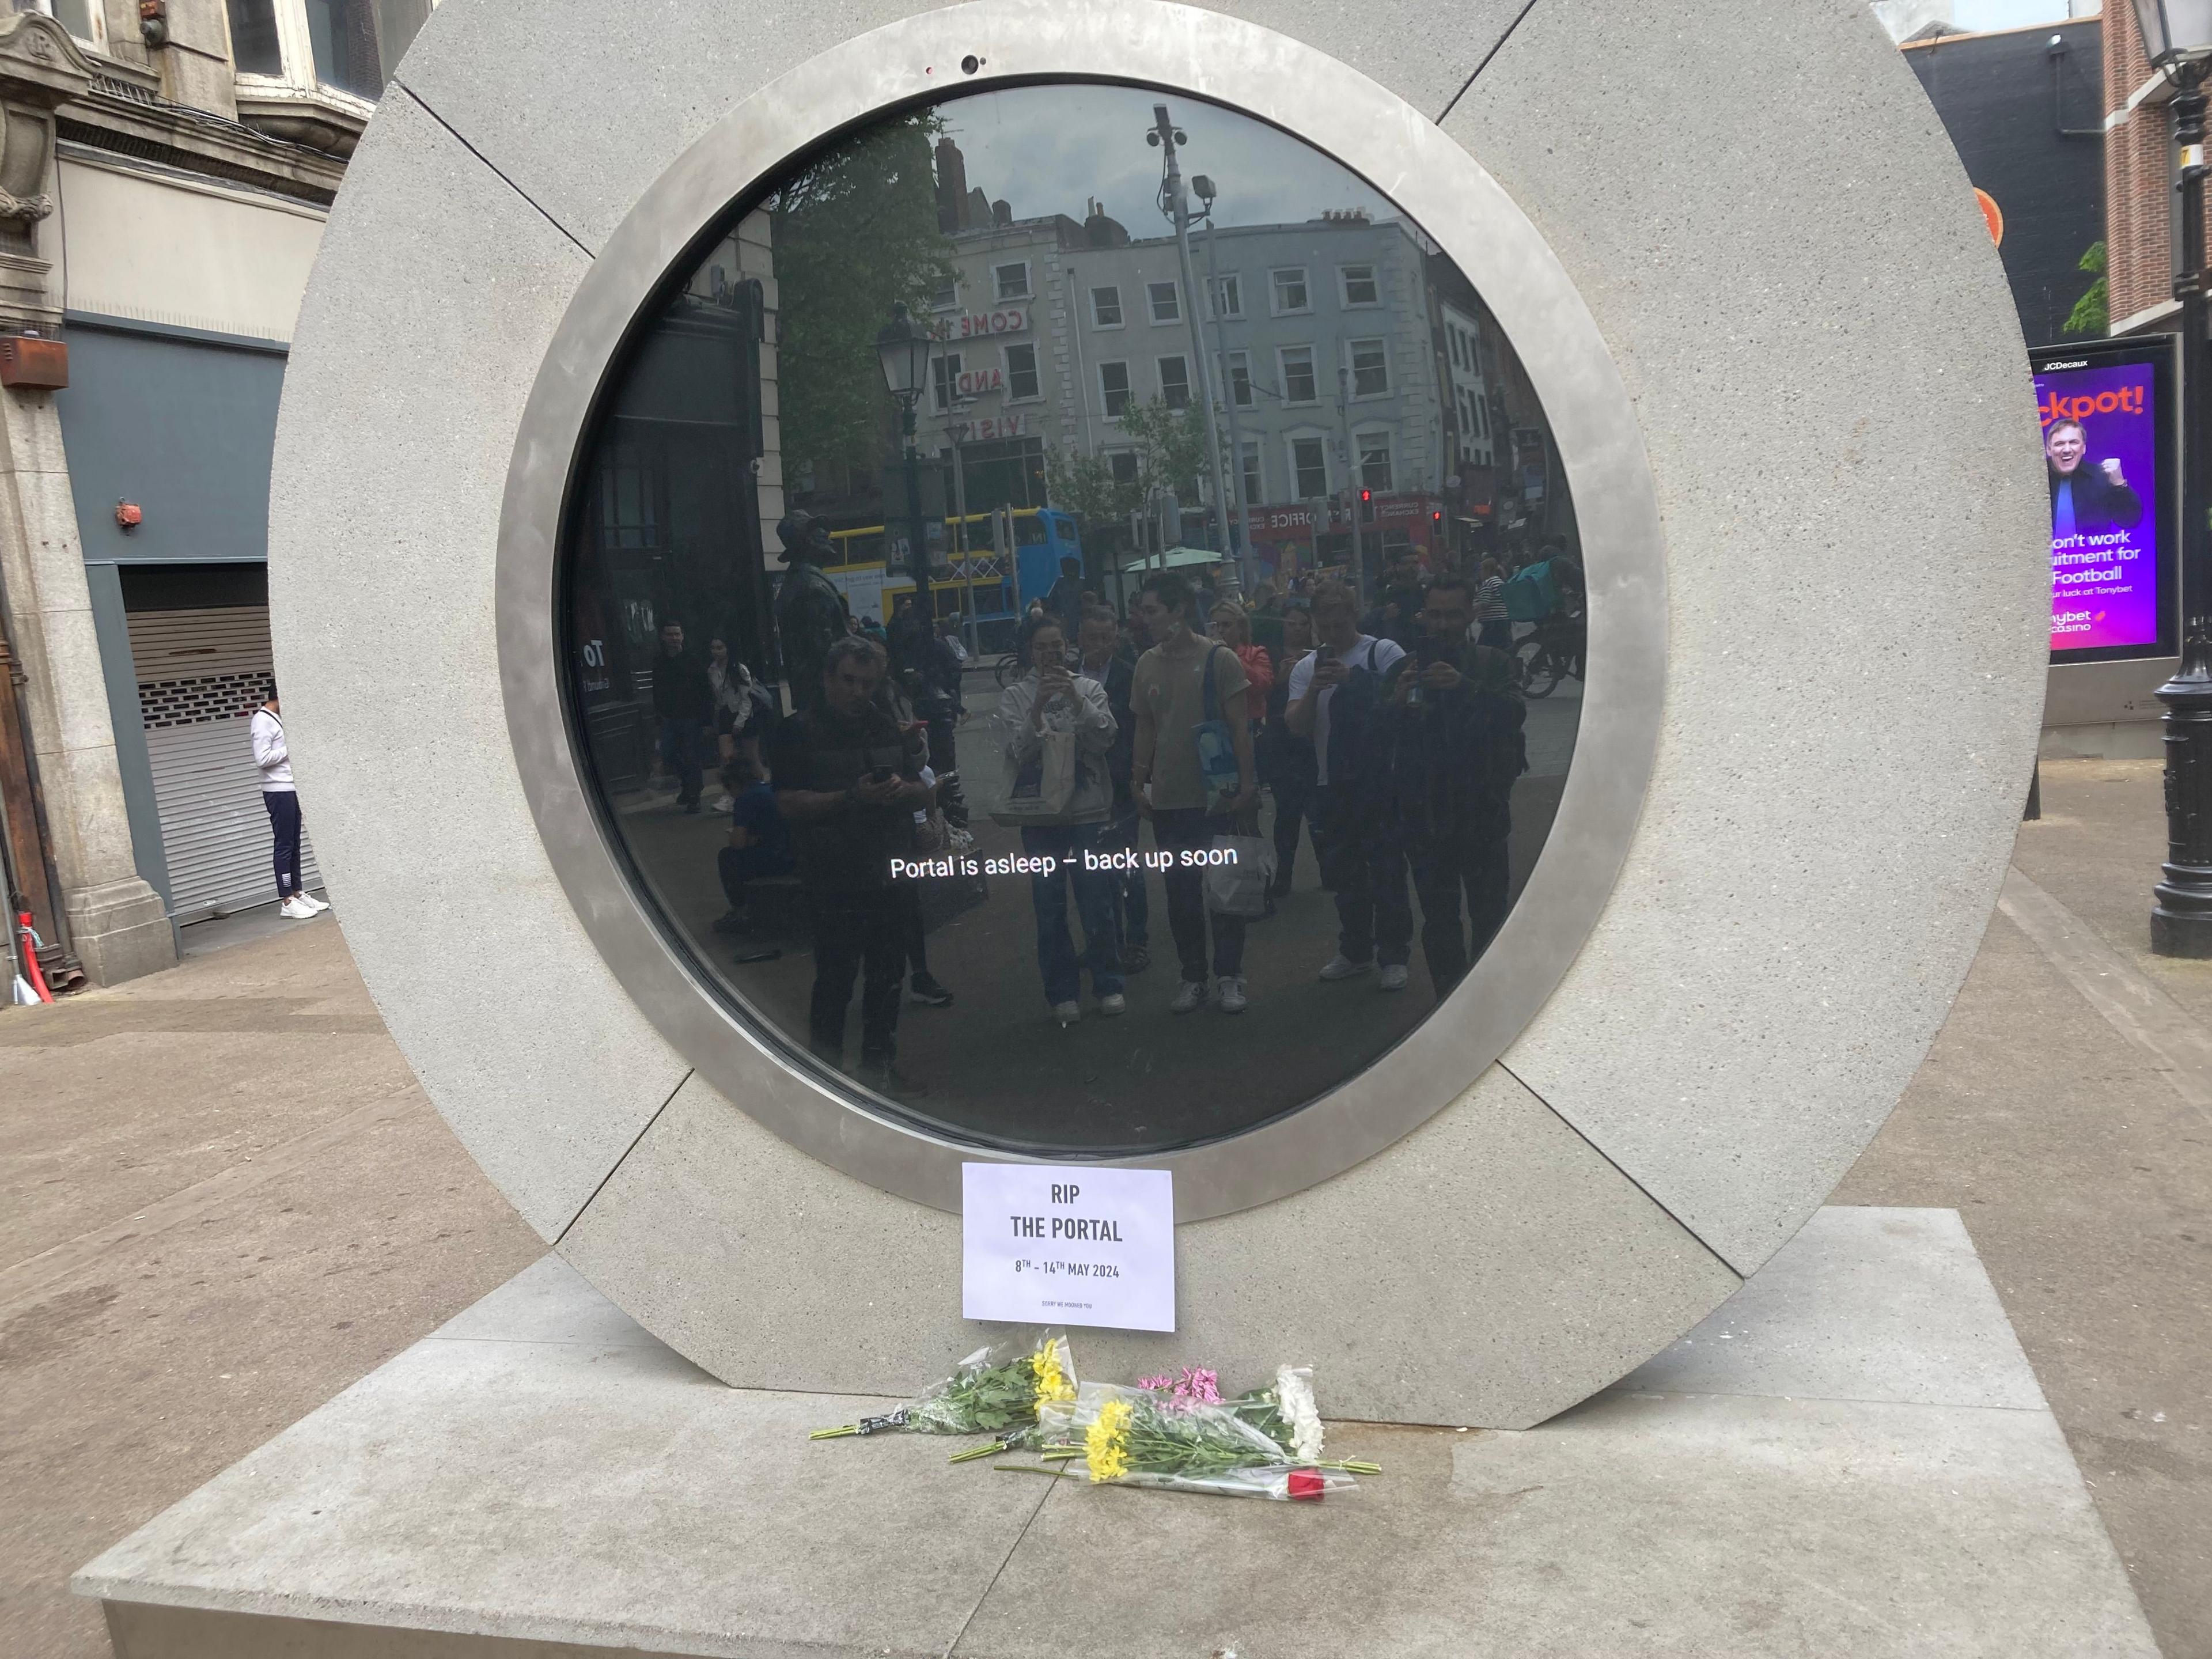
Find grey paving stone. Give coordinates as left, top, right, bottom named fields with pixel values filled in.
left=1613, top=1206, right=2049, bottom=1411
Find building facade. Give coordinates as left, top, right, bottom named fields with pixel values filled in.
left=0, top=0, right=426, bottom=991
left=2103, top=0, right=2201, bottom=335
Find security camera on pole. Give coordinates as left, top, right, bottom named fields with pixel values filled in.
left=2134, top=0, right=2212, bottom=955
left=1149, top=103, right=1240, bottom=598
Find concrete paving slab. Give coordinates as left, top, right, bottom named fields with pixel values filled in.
left=75, top=1207, right=2153, bottom=1658
left=1613, top=1207, right=2048, bottom=1412
left=73, top=1330, right=1047, bottom=1659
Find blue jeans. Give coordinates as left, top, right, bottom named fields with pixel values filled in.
left=658, top=717, right=703, bottom=805
left=1022, top=823, right=1125, bottom=1006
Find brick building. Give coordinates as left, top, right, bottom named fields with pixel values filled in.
left=2104, top=0, right=2205, bottom=332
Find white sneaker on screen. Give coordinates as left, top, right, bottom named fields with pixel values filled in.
left=1053, top=1001, right=1080, bottom=1027
left=1217, top=977, right=1248, bottom=1014
left=1319, top=953, right=1372, bottom=982
left=279, top=897, right=319, bottom=921
left=301, top=893, right=332, bottom=914
left=1171, top=979, right=1207, bottom=1014
left=1099, top=993, right=1127, bottom=1017
left=1378, top=964, right=1409, bottom=992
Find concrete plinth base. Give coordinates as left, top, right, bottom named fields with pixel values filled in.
left=74, top=1209, right=2156, bottom=1658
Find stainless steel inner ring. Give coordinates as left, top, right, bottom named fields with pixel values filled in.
left=494, top=2, right=1668, bottom=1221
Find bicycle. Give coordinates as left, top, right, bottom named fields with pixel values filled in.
left=1514, top=620, right=1584, bottom=700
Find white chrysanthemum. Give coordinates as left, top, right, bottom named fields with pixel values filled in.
left=1275, top=1365, right=1324, bottom=1463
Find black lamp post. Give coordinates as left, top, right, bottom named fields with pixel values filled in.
left=874, top=301, right=935, bottom=624
left=2138, top=0, right=2212, bottom=954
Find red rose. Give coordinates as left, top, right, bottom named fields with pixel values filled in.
left=1288, top=1469, right=1325, bottom=1500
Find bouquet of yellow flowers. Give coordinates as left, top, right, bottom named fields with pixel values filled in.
left=810, top=1331, right=1077, bottom=1445
left=1041, top=1381, right=1369, bottom=1501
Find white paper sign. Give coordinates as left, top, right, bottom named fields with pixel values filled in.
left=962, top=1163, right=1175, bottom=1332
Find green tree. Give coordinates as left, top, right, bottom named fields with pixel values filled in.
left=2063, top=240, right=2108, bottom=338
left=768, top=113, right=957, bottom=495
left=1044, top=397, right=1217, bottom=537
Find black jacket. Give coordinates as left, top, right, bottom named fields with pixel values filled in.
left=2047, top=463, right=2144, bottom=538
left=650, top=648, right=713, bottom=722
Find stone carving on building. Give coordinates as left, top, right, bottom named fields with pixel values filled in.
left=0, top=13, right=92, bottom=325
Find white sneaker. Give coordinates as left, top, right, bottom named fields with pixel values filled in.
left=1171, top=979, right=1207, bottom=1014
left=1053, top=1000, right=1081, bottom=1027
left=279, top=896, right=319, bottom=921
left=1378, top=964, right=1408, bottom=993
left=1319, top=953, right=1373, bottom=982
left=301, top=892, right=332, bottom=914
left=1099, top=993, right=1127, bottom=1017
left=1217, top=976, right=1248, bottom=1014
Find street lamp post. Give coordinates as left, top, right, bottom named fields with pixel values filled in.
left=1194, top=183, right=1257, bottom=592
left=2135, top=1, right=2212, bottom=954
left=875, top=301, right=935, bottom=626
left=1150, top=102, right=1240, bottom=597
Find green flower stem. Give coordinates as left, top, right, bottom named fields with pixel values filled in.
left=809, top=1426, right=860, bottom=1441
left=947, top=1440, right=1012, bottom=1464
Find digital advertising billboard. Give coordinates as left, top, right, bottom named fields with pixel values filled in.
left=2032, top=335, right=2178, bottom=665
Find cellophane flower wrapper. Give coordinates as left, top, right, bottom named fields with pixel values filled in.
left=814, top=1330, right=1077, bottom=1440
left=1060, top=1380, right=1353, bottom=1501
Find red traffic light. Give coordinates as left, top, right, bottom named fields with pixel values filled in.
left=1358, top=488, right=1372, bottom=504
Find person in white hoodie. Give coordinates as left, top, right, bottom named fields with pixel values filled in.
left=993, top=615, right=1123, bottom=1026
left=251, top=684, right=325, bottom=921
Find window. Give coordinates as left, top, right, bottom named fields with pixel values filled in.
left=1005, top=343, right=1040, bottom=402
left=1239, top=441, right=1263, bottom=507
left=31, top=0, right=106, bottom=47
left=1158, top=355, right=1190, bottom=411
left=1279, top=346, right=1317, bottom=404
left=994, top=262, right=1032, bottom=301
left=1349, top=338, right=1389, bottom=399
left=1339, top=264, right=1380, bottom=306
left=1099, top=361, right=1132, bottom=418
left=1107, top=449, right=1140, bottom=487
left=1147, top=281, right=1181, bottom=324
left=1090, top=285, right=1123, bottom=328
left=1292, top=436, right=1329, bottom=498
left=1448, top=329, right=1465, bottom=371
left=1212, top=274, right=1243, bottom=318
left=932, top=279, right=960, bottom=311
left=1226, top=350, right=1253, bottom=408
left=1357, top=430, right=1394, bottom=491
left=932, top=351, right=963, bottom=414
left=228, top=0, right=431, bottom=98
left=1271, top=268, right=1310, bottom=315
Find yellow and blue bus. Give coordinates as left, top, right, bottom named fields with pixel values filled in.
left=820, top=506, right=1082, bottom=649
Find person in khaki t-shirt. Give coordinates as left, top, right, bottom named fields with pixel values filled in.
left=1130, top=570, right=1256, bottom=1015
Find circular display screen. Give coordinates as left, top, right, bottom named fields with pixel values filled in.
left=563, top=83, right=1585, bottom=1156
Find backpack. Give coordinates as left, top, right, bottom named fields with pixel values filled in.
left=1501, top=559, right=1559, bottom=623
left=1322, top=639, right=1391, bottom=791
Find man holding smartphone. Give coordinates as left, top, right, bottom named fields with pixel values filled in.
left=1283, top=579, right=1411, bottom=990
left=1377, top=574, right=1525, bottom=997
left=768, top=636, right=930, bottom=1095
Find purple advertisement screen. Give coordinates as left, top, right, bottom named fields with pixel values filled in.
left=2036, top=361, right=2161, bottom=654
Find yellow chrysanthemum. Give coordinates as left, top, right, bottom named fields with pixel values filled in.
left=1030, top=1341, right=1074, bottom=1407
left=1084, top=1397, right=1132, bottom=1483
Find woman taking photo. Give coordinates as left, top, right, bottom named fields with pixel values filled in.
left=993, top=613, right=1126, bottom=1027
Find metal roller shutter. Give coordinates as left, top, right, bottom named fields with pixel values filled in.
left=126, top=605, right=320, bottom=922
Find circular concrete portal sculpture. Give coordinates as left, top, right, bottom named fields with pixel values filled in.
left=270, top=0, right=2048, bottom=1427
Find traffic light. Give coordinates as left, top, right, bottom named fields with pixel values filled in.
left=1358, top=488, right=1372, bottom=506
left=1431, top=509, right=1444, bottom=530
